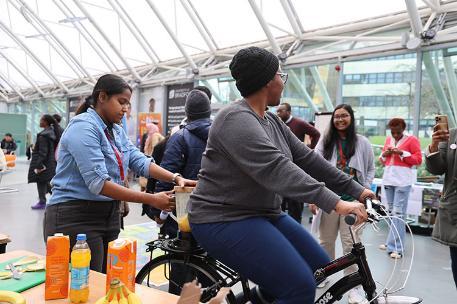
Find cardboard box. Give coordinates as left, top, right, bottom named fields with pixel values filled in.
left=106, top=238, right=137, bottom=292
left=45, top=233, right=70, bottom=300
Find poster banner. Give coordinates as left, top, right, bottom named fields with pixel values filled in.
left=166, top=83, right=194, bottom=133
left=137, top=112, right=162, bottom=145
left=67, top=96, right=85, bottom=122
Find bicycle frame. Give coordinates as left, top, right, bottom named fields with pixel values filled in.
left=314, top=241, right=378, bottom=304
left=143, top=238, right=252, bottom=302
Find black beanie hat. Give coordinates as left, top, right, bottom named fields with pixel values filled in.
left=229, top=47, right=279, bottom=97
left=185, top=89, right=211, bottom=121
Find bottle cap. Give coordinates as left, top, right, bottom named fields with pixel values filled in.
left=54, top=233, right=64, bottom=236
left=76, top=234, right=87, bottom=241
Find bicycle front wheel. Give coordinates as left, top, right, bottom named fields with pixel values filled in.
left=135, top=253, right=237, bottom=303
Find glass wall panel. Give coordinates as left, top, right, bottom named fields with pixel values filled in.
left=343, top=53, right=417, bottom=178
left=420, top=48, right=457, bottom=137
left=281, top=64, right=339, bottom=123
left=197, top=76, right=241, bottom=116
left=419, top=48, right=457, bottom=179
left=7, top=98, right=67, bottom=144
left=199, top=63, right=339, bottom=124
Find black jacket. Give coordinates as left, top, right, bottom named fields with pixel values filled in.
left=28, top=127, right=57, bottom=183
left=144, top=119, right=211, bottom=238
left=155, top=118, right=211, bottom=192
left=1, top=139, right=17, bottom=154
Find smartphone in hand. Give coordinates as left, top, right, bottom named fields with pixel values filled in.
left=435, top=115, right=449, bottom=133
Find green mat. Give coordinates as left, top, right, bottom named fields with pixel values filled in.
left=0, top=256, right=45, bottom=292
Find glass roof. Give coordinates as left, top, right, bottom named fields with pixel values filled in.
left=0, top=0, right=444, bottom=95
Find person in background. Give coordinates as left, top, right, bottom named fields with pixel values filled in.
left=142, top=134, right=171, bottom=219
left=125, top=103, right=137, bottom=145
left=52, top=114, right=65, bottom=146
left=147, top=90, right=212, bottom=296
left=143, top=123, right=164, bottom=158
left=178, top=86, right=213, bottom=128
left=188, top=47, right=373, bottom=304
left=44, top=74, right=196, bottom=272
left=139, top=123, right=164, bottom=191
left=140, top=122, right=161, bottom=154
left=276, top=102, right=320, bottom=148
left=142, top=85, right=213, bottom=226
left=379, top=118, right=422, bottom=259
left=154, top=89, right=212, bottom=236
left=425, top=119, right=457, bottom=288
left=149, top=97, right=156, bottom=112
left=1, top=133, right=17, bottom=155
left=29, top=115, right=59, bottom=210
left=310, top=104, right=375, bottom=304
left=276, top=102, right=321, bottom=223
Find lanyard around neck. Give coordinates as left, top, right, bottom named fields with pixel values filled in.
left=338, top=139, right=347, bottom=168
left=104, top=129, right=125, bottom=181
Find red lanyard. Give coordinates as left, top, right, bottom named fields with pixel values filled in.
left=338, top=140, right=346, bottom=168
left=104, top=129, right=125, bottom=181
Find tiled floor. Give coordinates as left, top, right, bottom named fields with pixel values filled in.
left=1, top=157, right=455, bottom=302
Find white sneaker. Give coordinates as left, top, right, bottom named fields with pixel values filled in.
left=379, top=244, right=387, bottom=251
left=390, top=252, right=402, bottom=259
left=348, top=287, right=368, bottom=304
left=317, top=278, right=330, bottom=288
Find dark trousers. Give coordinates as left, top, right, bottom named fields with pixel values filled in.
left=451, top=246, right=457, bottom=288
left=281, top=198, right=304, bottom=224
left=43, top=200, right=121, bottom=273
left=37, top=182, right=51, bottom=203
left=191, top=214, right=330, bottom=304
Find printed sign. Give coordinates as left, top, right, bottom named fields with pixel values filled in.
left=166, top=83, right=194, bottom=133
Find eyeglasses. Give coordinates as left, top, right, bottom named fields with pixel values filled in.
left=277, top=72, right=288, bottom=84
left=333, top=114, right=350, bottom=120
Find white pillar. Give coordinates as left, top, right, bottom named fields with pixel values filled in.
left=0, top=101, right=7, bottom=113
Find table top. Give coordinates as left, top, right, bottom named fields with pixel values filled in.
left=372, top=178, right=443, bottom=190
left=0, top=250, right=179, bottom=304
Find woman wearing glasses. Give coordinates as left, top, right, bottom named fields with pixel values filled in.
left=44, top=74, right=196, bottom=272
left=188, top=47, right=375, bottom=304
left=310, top=104, right=375, bottom=304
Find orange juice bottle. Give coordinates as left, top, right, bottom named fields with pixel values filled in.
left=69, top=234, right=91, bottom=303
left=45, top=233, right=70, bottom=300
left=106, top=238, right=137, bottom=293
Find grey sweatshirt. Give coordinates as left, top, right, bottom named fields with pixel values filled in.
left=188, top=99, right=364, bottom=224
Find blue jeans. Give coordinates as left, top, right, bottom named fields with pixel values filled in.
left=384, top=185, right=412, bottom=254
left=190, top=214, right=330, bottom=304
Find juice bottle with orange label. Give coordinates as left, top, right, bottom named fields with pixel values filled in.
left=44, top=233, right=70, bottom=300
left=106, top=238, right=137, bottom=293
left=69, top=234, right=91, bottom=303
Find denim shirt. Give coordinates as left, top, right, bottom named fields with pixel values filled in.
left=49, top=108, right=152, bottom=205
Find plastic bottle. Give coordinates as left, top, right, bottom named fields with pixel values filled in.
left=69, top=234, right=91, bottom=303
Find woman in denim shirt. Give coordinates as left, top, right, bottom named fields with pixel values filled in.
left=44, top=74, right=196, bottom=272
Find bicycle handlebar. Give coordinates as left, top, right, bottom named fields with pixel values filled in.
left=344, top=198, right=383, bottom=226
left=344, top=214, right=357, bottom=225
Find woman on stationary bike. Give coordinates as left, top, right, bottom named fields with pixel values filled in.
left=187, top=47, right=375, bottom=304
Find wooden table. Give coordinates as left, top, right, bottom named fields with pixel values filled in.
left=0, top=250, right=179, bottom=303
left=0, top=234, right=10, bottom=254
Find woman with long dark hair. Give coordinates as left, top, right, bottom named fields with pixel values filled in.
left=44, top=74, right=196, bottom=272
left=29, top=114, right=58, bottom=210
left=310, top=104, right=375, bottom=304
